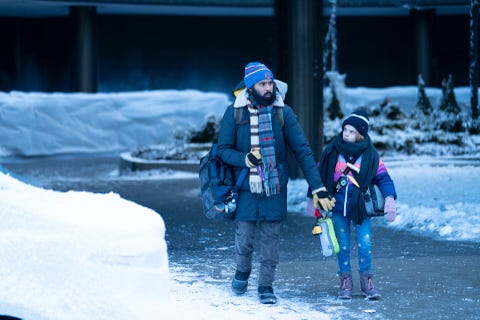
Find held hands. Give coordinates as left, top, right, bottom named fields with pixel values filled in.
left=246, top=148, right=262, bottom=168
left=313, top=187, right=336, bottom=211
left=384, top=196, right=396, bottom=222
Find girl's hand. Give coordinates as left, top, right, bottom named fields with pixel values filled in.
left=384, top=197, right=396, bottom=222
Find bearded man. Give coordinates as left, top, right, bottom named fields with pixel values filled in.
left=216, top=62, right=335, bottom=304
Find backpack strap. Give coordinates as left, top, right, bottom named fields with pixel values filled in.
left=211, top=143, right=218, bottom=156
left=234, top=106, right=284, bottom=128
left=274, top=106, right=284, bottom=128
left=234, top=107, right=245, bottom=125
left=232, top=168, right=249, bottom=192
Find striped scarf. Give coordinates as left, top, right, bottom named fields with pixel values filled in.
left=247, top=100, right=280, bottom=196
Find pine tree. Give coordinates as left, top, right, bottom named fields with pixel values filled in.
left=327, top=83, right=344, bottom=120
left=188, top=115, right=219, bottom=143
left=323, top=1, right=345, bottom=120
left=439, top=75, right=460, bottom=114
left=415, top=74, right=433, bottom=115
left=323, top=0, right=337, bottom=78
left=326, top=71, right=345, bottom=120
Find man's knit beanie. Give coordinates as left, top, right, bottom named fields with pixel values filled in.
left=244, top=62, right=274, bottom=89
left=342, top=108, right=370, bottom=137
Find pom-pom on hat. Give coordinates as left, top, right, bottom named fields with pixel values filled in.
left=342, top=108, right=370, bottom=137
left=244, top=62, right=274, bottom=89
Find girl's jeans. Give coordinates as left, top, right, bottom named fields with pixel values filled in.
left=332, top=213, right=373, bottom=275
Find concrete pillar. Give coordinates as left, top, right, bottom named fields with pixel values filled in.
left=411, top=9, right=434, bottom=85
left=276, top=0, right=323, bottom=178
left=70, top=6, right=98, bottom=92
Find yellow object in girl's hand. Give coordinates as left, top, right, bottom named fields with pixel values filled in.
left=313, top=187, right=336, bottom=211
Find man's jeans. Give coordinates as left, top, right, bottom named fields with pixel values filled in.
left=332, top=213, right=373, bottom=274
left=235, top=220, right=281, bottom=287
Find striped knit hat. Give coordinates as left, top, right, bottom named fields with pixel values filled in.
left=244, top=62, right=274, bottom=89
left=342, top=108, right=370, bottom=137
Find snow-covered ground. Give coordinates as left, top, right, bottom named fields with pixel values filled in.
left=0, top=87, right=479, bottom=319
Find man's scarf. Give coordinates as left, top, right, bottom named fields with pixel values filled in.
left=319, top=133, right=379, bottom=224
left=247, top=99, right=280, bottom=196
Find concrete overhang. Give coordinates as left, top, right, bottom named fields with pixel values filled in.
left=0, top=0, right=470, bottom=18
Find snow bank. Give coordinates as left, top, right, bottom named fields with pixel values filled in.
left=0, top=90, right=230, bottom=157
left=0, top=172, right=169, bottom=320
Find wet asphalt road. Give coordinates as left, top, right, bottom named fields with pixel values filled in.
left=1, top=155, right=479, bottom=320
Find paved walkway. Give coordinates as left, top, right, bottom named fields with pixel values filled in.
left=152, top=178, right=479, bottom=320
left=89, top=174, right=477, bottom=320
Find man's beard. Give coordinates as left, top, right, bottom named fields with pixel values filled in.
left=250, top=87, right=276, bottom=106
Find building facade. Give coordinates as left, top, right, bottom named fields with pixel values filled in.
left=0, top=0, right=471, bottom=93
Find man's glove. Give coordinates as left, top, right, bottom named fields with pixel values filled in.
left=313, top=187, right=336, bottom=211
left=245, top=148, right=262, bottom=168
left=384, top=196, right=396, bottom=222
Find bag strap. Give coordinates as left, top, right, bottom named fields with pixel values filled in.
left=340, top=154, right=360, bottom=177
left=210, top=144, right=218, bottom=157
left=346, top=156, right=376, bottom=195
left=232, top=168, right=249, bottom=192
left=335, top=154, right=361, bottom=192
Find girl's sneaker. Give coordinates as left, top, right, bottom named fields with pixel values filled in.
left=338, top=273, right=353, bottom=299
left=360, top=273, right=381, bottom=299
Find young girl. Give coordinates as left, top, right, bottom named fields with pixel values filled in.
left=315, top=108, right=397, bottom=299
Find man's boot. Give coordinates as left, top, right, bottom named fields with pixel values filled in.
left=258, top=286, right=277, bottom=304
left=360, top=272, right=381, bottom=299
left=338, top=273, right=353, bottom=299
left=231, top=270, right=251, bottom=295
